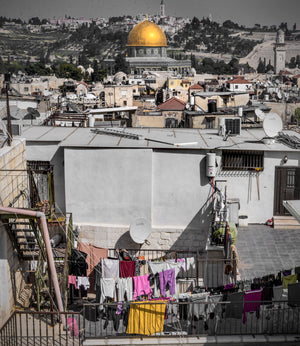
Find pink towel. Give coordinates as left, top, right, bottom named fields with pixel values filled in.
left=68, top=275, right=78, bottom=289
left=67, top=317, right=79, bottom=337
left=133, top=275, right=153, bottom=300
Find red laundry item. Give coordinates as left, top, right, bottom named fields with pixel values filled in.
left=120, top=261, right=136, bottom=278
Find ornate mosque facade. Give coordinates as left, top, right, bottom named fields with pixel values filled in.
left=125, top=19, right=191, bottom=75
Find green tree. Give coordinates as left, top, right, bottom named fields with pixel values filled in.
left=114, top=53, right=127, bottom=73
left=28, top=17, right=41, bottom=25
left=257, top=58, right=265, bottom=73
left=266, top=59, right=273, bottom=72
left=190, top=17, right=200, bottom=30
left=78, top=53, right=89, bottom=68
left=289, top=57, right=296, bottom=68
left=52, top=63, right=82, bottom=80
left=293, top=23, right=297, bottom=32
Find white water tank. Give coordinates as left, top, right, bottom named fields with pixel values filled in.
left=206, top=153, right=216, bottom=177
left=238, top=106, right=243, bottom=117
left=190, top=95, right=195, bottom=106
left=88, top=115, right=95, bottom=128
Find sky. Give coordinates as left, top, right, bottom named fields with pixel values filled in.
left=0, top=0, right=299, bottom=28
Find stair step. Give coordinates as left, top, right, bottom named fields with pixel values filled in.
left=11, top=227, right=34, bottom=231
left=9, top=222, right=31, bottom=225
left=273, top=215, right=300, bottom=229
left=18, top=241, right=37, bottom=246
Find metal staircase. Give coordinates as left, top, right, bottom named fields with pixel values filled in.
left=0, top=212, right=73, bottom=311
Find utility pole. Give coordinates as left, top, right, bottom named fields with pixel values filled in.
left=5, top=73, right=12, bottom=146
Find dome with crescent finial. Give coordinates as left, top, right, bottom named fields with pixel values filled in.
left=127, top=20, right=167, bottom=47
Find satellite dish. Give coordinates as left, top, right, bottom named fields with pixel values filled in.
left=129, top=217, right=151, bottom=244
left=255, top=108, right=265, bottom=120
left=263, top=113, right=283, bottom=138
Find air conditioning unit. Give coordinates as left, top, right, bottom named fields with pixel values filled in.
left=218, top=117, right=241, bottom=136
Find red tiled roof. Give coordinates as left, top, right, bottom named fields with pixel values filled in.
left=227, top=77, right=252, bottom=84
left=157, top=97, right=186, bottom=111
left=280, top=70, right=292, bottom=75
left=189, top=84, right=204, bottom=90
left=77, top=81, right=88, bottom=88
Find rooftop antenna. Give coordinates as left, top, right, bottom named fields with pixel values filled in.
left=262, top=112, right=283, bottom=145
left=4, top=73, right=12, bottom=146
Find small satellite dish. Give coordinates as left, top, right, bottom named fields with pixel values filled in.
left=263, top=113, right=283, bottom=139
left=129, top=217, right=151, bottom=244
left=255, top=108, right=265, bottom=120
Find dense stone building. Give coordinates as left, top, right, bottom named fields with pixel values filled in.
left=125, top=19, right=191, bottom=75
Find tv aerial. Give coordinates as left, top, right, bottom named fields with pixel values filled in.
left=262, top=112, right=283, bottom=144
left=129, top=217, right=151, bottom=245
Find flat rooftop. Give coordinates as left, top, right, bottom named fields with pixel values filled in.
left=21, top=126, right=300, bottom=152
left=236, top=224, right=300, bottom=280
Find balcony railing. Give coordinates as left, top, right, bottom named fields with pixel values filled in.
left=82, top=300, right=300, bottom=339
left=0, top=310, right=82, bottom=346
left=1, top=300, right=300, bottom=344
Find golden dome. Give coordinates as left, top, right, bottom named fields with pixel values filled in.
left=127, top=20, right=167, bottom=47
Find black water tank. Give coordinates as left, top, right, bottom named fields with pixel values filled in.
left=207, top=100, right=217, bottom=113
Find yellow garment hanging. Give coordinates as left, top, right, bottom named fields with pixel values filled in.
left=282, top=274, right=297, bottom=289
left=126, top=300, right=167, bottom=335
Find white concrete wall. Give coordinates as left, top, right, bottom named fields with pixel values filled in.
left=24, top=141, right=300, bottom=250
left=215, top=151, right=300, bottom=224
left=228, top=83, right=252, bottom=92
left=151, top=150, right=211, bottom=250
left=63, top=148, right=212, bottom=250
left=64, top=148, right=153, bottom=248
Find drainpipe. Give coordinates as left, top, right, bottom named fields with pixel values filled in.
left=0, top=206, right=66, bottom=326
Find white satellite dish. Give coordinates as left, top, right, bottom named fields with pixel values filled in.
left=129, top=217, right=151, bottom=244
left=255, top=108, right=265, bottom=120
left=262, top=113, right=283, bottom=144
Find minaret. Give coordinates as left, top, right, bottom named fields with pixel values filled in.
left=160, top=0, right=165, bottom=17
left=274, top=29, right=286, bottom=74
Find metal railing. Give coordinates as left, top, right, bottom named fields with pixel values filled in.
left=1, top=300, right=299, bottom=344
left=82, top=300, right=300, bottom=339
left=107, top=249, right=236, bottom=287
left=0, top=310, right=82, bottom=346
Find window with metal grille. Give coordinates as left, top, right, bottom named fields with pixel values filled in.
left=287, top=170, right=295, bottom=187
left=221, top=150, right=264, bottom=171
left=205, top=117, right=215, bottom=129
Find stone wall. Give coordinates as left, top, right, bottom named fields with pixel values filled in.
left=0, top=139, right=28, bottom=328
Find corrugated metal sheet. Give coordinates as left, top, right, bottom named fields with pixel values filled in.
left=21, top=126, right=300, bottom=152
